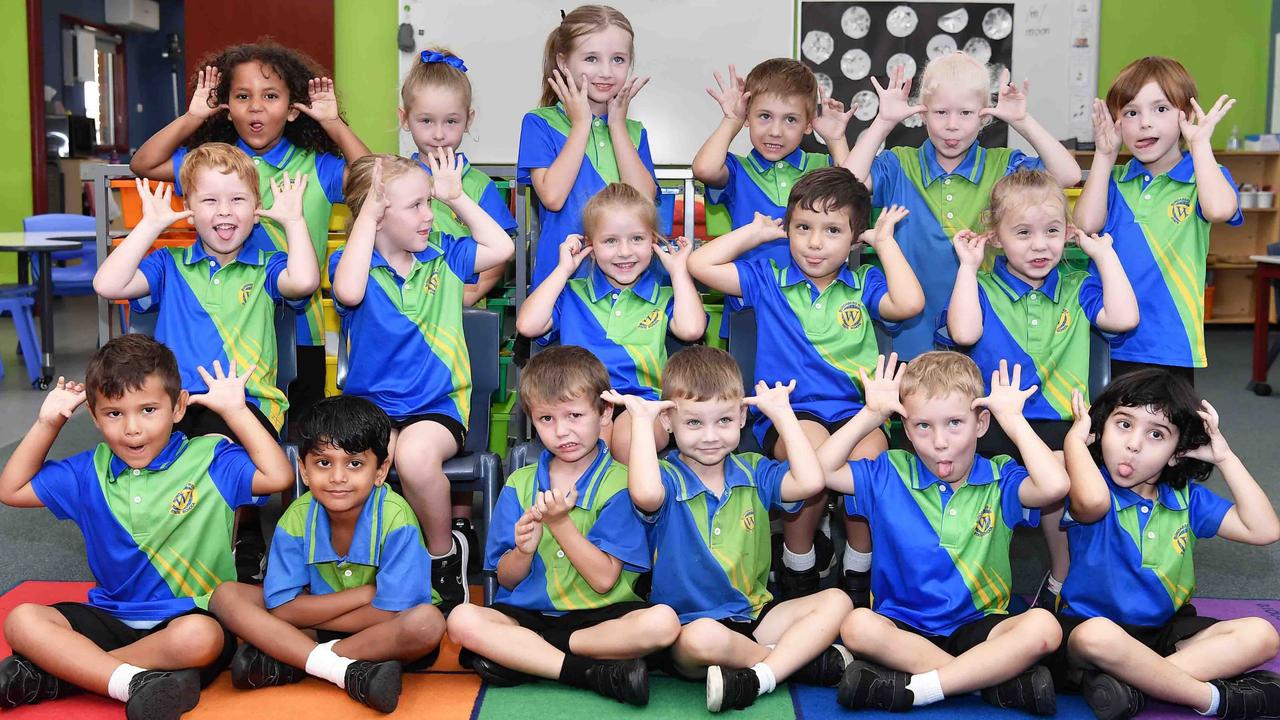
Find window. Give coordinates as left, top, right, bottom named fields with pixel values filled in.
left=63, top=22, right=126, bottom=151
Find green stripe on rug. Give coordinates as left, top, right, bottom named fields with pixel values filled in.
left=477, top=677, right=796, bottom=718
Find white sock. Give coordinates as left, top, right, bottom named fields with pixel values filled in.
left=306, top=640, right=355, bottom=688
left=1197, top=682, right=1220, bottom=715
left=1046, top=574, right=1063, bottom=595
left=782, top=544, right=816, bottom=572
left=751, top=662, right=777, bottom=696
left=844, top=545, right=872, bottom=573
left=907, top=670, right=945, bottom=706
left=107, top=663, right=145, bottom=703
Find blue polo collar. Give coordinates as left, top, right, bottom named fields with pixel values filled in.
left=235, top=137, right=296, bottom=169
left=554, top=102, right=613, bottom=125
left=587, top=262, right=662, bottom=304
left=1102, top=467, right=1187, bottom=511
left=778, top=254, right=859, bottom=290
left=667, top=453, right=757, bottom=502
left=412, top=151, right=473, bottom=177
left=747, top=145, right=806, bottom=174
left=533, top=440, right=614, bottom=511
left=909, top=453, right=996, bottom=490
left=1119, top=150, right=1195, bottom=184
left=303, top=483, right=388, bottom=566
left=919, top=139, right=986, bottom=186
left=368, top=245, right=442, bottom=275
left=182, top=238, right=267, bottom=267
left=109, top=432, right=187, bottom=479
left=992, top=256, right=1062, bottom=302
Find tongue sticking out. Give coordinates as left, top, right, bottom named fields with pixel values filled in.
left=1117, top=462, right=1135, bottom=478
left=936, top=460, right=953, bottom=477
left=214, top=225, right=236, bottom=241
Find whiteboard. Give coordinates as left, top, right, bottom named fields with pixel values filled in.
left=396, top=0, right=1097, bottom=164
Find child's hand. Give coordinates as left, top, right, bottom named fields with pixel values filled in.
left=812, top=94, right=856, bottom=143
left=981, top=68, right=1030, bottom=125
left=187, top=66, right=228, bottom=120
left=1065, top=390, right=1094, bottom=446
left=557, top=234, right=593, bottom=273
left=426, top=146, right=464, bottom=204
left=653, top=235, right=693, bottom=274
left=549, top=69, right=593, bottom=127
left=292, top=77, right=340, bottom=124
left=869, top=205, right=910, bottom=249
left=707, top=65, right=750, bottom=122
left=1092, top=98, right=1121, bottom=158
left=972, top=360, right=1037, bottom=419
left=514, top=508, right=544, bottom=555
left=254, top=172, right=309, bottom=225
left=608, top=75, right=650, bottom=126
left=535, top=488, right=578, bottom=526
left=359, top=157, right=388, bottom=225
left=747, top=212, right=787, bottom=245
left=188, top=360, right=254, bottom=416
left=136, top=179, right=193, bottom=231
left=37, top=377, right=86, bottom=426
left=1180, top=94, right=1236, bottom=149
left=952, top=230, right=988, bottom=269
left=870, top=64, right=925, bottom=126
left=743, top=380, right=796, bottom=421
left=857, top=353, right=906, bottom=420
left=600, top=389, right=674, bottom=423
left=1182, top=400, right=1234, bottom=465
left=1070, top=226, right=1114, bottom=260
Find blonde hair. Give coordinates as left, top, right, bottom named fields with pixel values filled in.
left=917, top=52, right=992, bottom=107
left=1105, top=56, right=1197, bottom=119
left=662, top=346, right=743, bottom=402
left=581, top=183, right=660, bottom=241
left=900, top=351, right=986, bottom=403
left=981, top=169, right=1073, bottom=232
left=401, top=47, right=472, bottom=110
left=745, top=58, right=819, bottom=121
left=520, top=345, right=610, bottom=414
left=539, top=5, right=635, bottom=107
left=178, top=142, right=260, bottom=206
left=342, top=154, right=427, bottom=223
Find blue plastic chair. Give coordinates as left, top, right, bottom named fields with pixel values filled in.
left=0, top=290, right=43, bottom=385
left=22, top=214, right=97, bottom=296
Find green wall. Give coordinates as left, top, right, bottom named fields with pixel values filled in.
left=0, top=3, right=31, bottom=281
left=1099, top=0, right=1272, bottom=148
left=334, top=0, right=399, bottom=154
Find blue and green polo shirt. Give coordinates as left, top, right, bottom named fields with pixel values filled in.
left=31, top=432, right=264, bottom=626
left=172, top=138, right=346, bottom=347
left=264, top=484, right=438, bottom=612
left=412, top=151, right=517, bottom=240
left=734, top=255, right=892, bottom=446
left=871, top=140, right=1044, bottom=360
left=1101, top=151, right=1242, bottom=368
left=707, top=147, right=832, bottom=266
left=1059, top=470, right=1231, bottom=628
left=542, top=264, right=675, bottom=400
left=133, top=242, right=294, bottom=432
left=517, top=105, right=657, bottom=288
left=485, top=441, right=649, bottom=615
left=938, top=257, right=1109, bottom=422
left=843, top=450, right=1038, bottom=636
left=645, top=453, right=800, bottom=624
left=329, top=235, right=477, bottom=424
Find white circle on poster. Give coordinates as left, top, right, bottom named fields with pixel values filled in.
left=802, top=30, right=834, bottom=64
left=815, top=72, right=834, bottom=99
left=840, top=49, right=872, bottom=80
left=964, top=37, right=992, bottom=64
left=938, top=8, right=968, bottom=33
left=853, top=90, right=879, bottom=121
left=927, top=34, right=958, bottom=60
left=886, top=53, right=917, bottom=82
left=886, top=5, right=918, bottom=37
left=841, top=6, right=871, bottom=39
left=903, top=112, right=923, bottom=128
left=982, top=8, right=1013, bottom=40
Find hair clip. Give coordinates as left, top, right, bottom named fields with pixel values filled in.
left=560, top=8, right=566, bottom=19
left=420, top=50, right=467, bottom=73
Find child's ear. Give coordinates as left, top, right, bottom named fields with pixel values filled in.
left=985, top=233, right=1003, bottom=249
left=374, top=456, right=392, bottom=486
left=974, top=407, right=991, bottom=438
left=172, top=390, right=190, bottom=424
left=297, top=460, right=312, bottom=488
left=397, top=106, right=409, bottom=131
left=287, top=105, right=301, bottom=122
left=658, top=410, right=672, bottom=434
left=465, top=107, right=476, bottom=132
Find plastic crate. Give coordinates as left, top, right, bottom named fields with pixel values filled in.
left=489, top=392, right=519, bottom=457
left=111, top=179, right=192, bottom=233
left=703, top=303, right=725, bottom=349
left=324, top=354, right=339, bottom=397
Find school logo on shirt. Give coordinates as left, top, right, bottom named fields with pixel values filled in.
left=838, top=302, right=864, bottom=330
left=637, top=309, right=661, bottom=329
left=742, top=509, right=756, bottom=532
left=170, top=482, right=198, bottom=515
left=1056, top=308, right=1071, bottom=334
left=973, top=505, right=994, bottom=537
left=239, top=283, right=254, bottom=304
left=1172, top=524, right=1190, bottom=555
left=1167, top=198, right=1192, bottom=225
left=424, top=270, right=440, bottom=295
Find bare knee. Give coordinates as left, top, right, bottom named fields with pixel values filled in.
left=1068, top=617, right=1125, bottom=664
left=815, top=588, right=855, bottom=618
left=676, top=618, right=735, bottom=665
left=445, top=604, right=484, bottom=648
left=1018, top=609, right=1063, bottom=655
left=840, top=608, right=890, bottom=653
left=399, top=605, right=446, bottom=650
left=1231, top=617, right=1280, bottom=659
left=162, top=615, right=226, bottom=665
left=4, top=603, right=61, bottom=648
left=635, top=605, right=681, bottom=651
left=209, top=581, right=261, bottom=616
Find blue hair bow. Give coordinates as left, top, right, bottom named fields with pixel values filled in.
left=420, top=51, right=468, bottom=73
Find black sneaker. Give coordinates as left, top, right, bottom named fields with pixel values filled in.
left=1030, top=571, right=1061, bottom=613
left=124, top=669, right=201, bottom=720
left=706, top=666, right=760, bottom=712
left=432, top=532, right=470, bottom=613
left=842, top=570, right=872, bottom=609
left=453, top=517, right=481, bottom=570
left=229, top=643, right=306, bottom=689
left=778, top=564, right=820, bottom=600
left=1215, top=670, right=1280, bottom=719
left=234, top=534, right=266, bottom=584
left=814, top=530, right=836, bottom=579
left=837, top=660, right=913, bottom=712
left=343, top=660, right=402, bottom=713
left=0, top=654, right=76, bottom=707
left=768, top=531, right=783, bottom=583
left=1083, top=671, right=1145, bottom=720
left=460, top=649, right=534, bottom=687
left=584, top=657, right=648, bottom=706
left=981, top=665, right=1056, bottom=716
left=793, top=644, right=854, bottom=686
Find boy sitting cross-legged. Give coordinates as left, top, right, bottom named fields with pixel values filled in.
left=0, top=335, right=293, bottom=720
left=446, top=345, right=681, bottom=706
left=209, top=396, right=446, bottom=714
left=604, top=345, right=855, bottom=713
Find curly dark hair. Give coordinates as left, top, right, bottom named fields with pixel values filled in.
left=184, top=38, right=343, bottom=156
left=1087, top=369, right=1212, bottom=490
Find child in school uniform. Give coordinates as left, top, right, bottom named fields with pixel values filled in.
left=1071, top=56, right=1242, bottom=384
left=515, top=183, right=706, bottom=464
left=843, top=52, right=1081, bottom=362
left=0, top=335, right=294, bottom=720
left=446, top=346, right=680, bottom=706
left=519, top=4, right=658, bottom=288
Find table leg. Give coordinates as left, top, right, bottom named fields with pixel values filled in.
left=1250, top=265, right=1278, bottom=395
left=16, top=251, right=28, bottom=286
left=37, top=252, right=55, bottom=388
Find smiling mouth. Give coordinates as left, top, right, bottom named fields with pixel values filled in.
left=213, top=223, right=237, bottom=240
